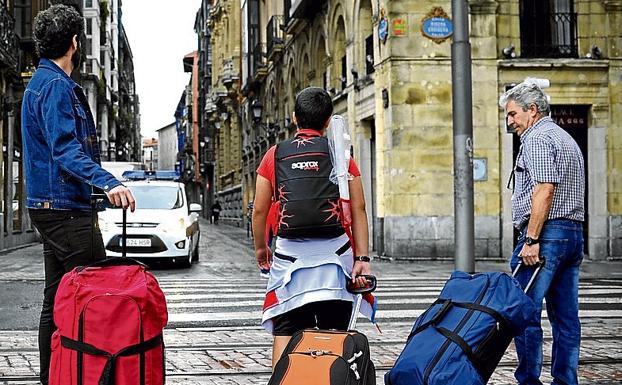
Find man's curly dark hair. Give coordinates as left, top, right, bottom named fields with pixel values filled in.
left=33, top=4, right=84, bottom=59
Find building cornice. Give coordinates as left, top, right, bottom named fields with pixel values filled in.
left=469, top=0, right=499, bottom=15
left=602, top=0, right=622, bottom=11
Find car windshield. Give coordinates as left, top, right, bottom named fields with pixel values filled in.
left=120, top=185, right=183, bottom=209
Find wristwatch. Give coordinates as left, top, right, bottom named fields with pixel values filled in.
left=354, top=256, right=371, bottom=262
left=525, top=236, right=540, bottom=246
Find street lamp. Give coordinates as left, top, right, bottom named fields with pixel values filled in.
left=251, top=100, right=263, bottom=123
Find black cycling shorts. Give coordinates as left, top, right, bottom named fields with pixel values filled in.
left=272, top=300, right=353, bottom=336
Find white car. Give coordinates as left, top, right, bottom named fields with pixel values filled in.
left=98, top=179, right=201, bottom=267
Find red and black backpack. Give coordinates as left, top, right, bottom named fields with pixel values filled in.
left=273, top=134, right=345, bottom=238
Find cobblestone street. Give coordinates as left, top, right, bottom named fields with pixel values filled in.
left=1, top=221, right=621, bottom=384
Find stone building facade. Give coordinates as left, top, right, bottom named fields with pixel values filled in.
left=235, top=0, right=621, bottom=260
left=82, top=0, right=140, bottom=163
left=0, top=0, right=140, bottom=252
left=205, top=0, right=244, bottom=226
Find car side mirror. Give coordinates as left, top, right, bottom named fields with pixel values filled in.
left=189, top=203, right=202, bottom=213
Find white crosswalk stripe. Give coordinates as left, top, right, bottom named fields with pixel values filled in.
left=157, top=276, right=622, bottom=328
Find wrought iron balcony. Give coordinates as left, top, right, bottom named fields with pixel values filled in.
left=250, top=42, right=267, bottom=82
left=288, top=0, right=325, bottom=20
left=266, top=15, right=284, bottom=62
left=221, top=59, right=239, bottom=86
left=0, top=2, right=19, bottom=71
left=520, top=11, right=578, bottom=58
left=284, top=0, right=326, bottom=33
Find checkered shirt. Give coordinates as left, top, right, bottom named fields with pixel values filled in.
left=511, top=116, right=585, bottom=229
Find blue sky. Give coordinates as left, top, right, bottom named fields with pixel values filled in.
left=122, top=0, right=202, bottom=138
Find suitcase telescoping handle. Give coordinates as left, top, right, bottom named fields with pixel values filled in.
left=512, top=257, right=545, bottom=293
left=347, top=275, right=377, bottom=331
left=78, top=194, right=145, bottom=271
left=90, top=193, right=129, bottom=258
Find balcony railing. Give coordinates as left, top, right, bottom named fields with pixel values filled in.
left=0, top=2, right=19, bottom=70
left=266, top=15, right=284, bottom=61
left=284, top=0, right=326, bottom=32
left=520, top=12, right=578, bottom=58
left=251, top=42, right=267, bottom=81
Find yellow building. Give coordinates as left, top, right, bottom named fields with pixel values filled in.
left=238, top=0, right=621, bottom=260
left=206, top=0, right=245, bottom=226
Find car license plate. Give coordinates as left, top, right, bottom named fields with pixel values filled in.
left=121, top=238, right=151, bottom=247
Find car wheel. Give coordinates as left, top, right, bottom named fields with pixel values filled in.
left=192, top=234, right=200, bottom=263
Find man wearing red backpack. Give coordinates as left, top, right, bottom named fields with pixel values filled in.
left=252, top=87, right=374, bottom=367
left=21, top=5, right=134, bottom=384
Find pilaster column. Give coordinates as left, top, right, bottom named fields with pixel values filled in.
left=468, top=0, right=499, bottom=60
left=468, top=0, right=499, bottom=15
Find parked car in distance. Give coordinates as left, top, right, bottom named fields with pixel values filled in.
left=98, top=171, right=201, bottom=267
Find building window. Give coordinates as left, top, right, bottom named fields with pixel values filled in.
left=341, top=55, right=347, bottom=91
left=248, top=0, right=260, bottom=79
left=13, top=0, right=32, bottom=39
left=520, top=0, right=577, bottom=58
left=86, top=37, right=92, bottom=56
left=86, top=18, right=92, bottom=35
left=85, top=0, right=93, bottom=7
left=365, top=34, right=374, bottom=75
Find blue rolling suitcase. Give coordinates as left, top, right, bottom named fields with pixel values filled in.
left=386, top=262, right=542, bottom=385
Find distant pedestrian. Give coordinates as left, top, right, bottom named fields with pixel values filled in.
left=246, top=200, right=254, bottom=238
left=22, top=5, right=135, bottom=384
left=252, top=87, right=374, bottom=367
left=500, top=80, right=585, bottom=385
left=211, top=200, right=222, bottom=225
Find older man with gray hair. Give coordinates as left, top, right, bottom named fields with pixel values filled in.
left=499, top=80, right=585, bottom=385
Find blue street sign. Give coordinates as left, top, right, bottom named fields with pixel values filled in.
left=421, top=17, right=453, bottom=40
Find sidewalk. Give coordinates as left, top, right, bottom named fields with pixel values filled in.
left=1, top=220, right=621, bottom=384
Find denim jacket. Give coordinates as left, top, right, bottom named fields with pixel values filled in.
left=21, top=58, right=121, bottom=210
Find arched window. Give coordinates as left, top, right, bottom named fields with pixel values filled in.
left=316, top=38, right=328, bottom=89
left=302, top=53, right=310, bottom=87
left=270, top=86, right=277, bottom=122
left=333, top=16, right=347, bottom=91
left=289, top=66, right=298, bottom=102
left=358, top=0, right=374, bottom=75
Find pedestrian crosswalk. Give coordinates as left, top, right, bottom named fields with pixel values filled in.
left=157, top=275, right=622, bottom=329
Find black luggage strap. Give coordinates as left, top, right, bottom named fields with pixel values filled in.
left=448, top=301, right=508, bottom=327
left=408, top=299, right=508, bottom=340
left=409, top=299, right=453, bottom=337
left=432, top=326, right=482, bottom=371
left=61, top=334, right=163, bottom=385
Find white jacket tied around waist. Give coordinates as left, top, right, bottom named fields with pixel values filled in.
left=261, top=233, right=377, bottom=333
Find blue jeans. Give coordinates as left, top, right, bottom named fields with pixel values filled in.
left=510, top=219, right=583, bottom=385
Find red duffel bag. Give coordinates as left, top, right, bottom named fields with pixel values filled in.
left=49, top=258, right=168, bottom=385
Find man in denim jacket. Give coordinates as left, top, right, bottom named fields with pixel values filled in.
left=21, top=5, right=135, bottom=384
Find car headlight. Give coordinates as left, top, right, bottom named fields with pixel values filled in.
left=160, top=218, right=186, bottom=234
